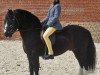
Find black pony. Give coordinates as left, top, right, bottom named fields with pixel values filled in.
left=4, top=9, right=96, bottom=75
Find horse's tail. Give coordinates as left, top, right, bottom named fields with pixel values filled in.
left=86, top=32, right=96, bottom=70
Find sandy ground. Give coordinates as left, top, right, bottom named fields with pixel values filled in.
left=0, top=40, right=100, bottom=75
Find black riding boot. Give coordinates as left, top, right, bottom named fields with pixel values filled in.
left=44, top=54, right=54, bottom=59
left=43, top=46, right=54, bottom=59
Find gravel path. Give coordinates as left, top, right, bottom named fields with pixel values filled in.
left=0, top=40, right=100, bottom=75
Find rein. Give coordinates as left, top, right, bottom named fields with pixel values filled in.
left=17, top=28, right=41, bottom=32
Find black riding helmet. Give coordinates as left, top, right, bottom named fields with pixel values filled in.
left=53, top=0, right=60, bottom=5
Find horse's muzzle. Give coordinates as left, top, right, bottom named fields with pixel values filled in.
left=4, top=32, right=12, bottom=38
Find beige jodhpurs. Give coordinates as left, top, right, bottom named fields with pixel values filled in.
left=43, top=27, right=56, bottom=55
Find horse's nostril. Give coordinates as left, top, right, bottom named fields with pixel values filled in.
left=4, top=32, right=12, bottom=37
left=4, top=32, right=8, bottom=37
left=4, top=32, right=8, bottom=35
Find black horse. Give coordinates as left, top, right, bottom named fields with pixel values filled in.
left=4, top=9, right=96, bottom=75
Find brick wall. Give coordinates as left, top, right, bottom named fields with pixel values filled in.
left=0, top=0, right=100, bottom=42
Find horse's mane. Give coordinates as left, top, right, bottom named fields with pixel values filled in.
left=14, top=9, right=42, bottom=30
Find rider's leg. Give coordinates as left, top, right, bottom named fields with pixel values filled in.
left=43, top=27, right=56, bottom=55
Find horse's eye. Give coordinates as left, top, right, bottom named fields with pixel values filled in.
left=9, top=25, right=13, bottom=28
left=12, top=19, right=15, bottom=21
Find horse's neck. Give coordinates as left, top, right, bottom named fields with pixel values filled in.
left=19, top=30, right=40, bottom=41
left=19, top=29, right=44, bottom=54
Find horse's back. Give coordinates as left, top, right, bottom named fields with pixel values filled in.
left=61, top=25, right=90, bottom=40
left=63, top=25, right=91, bottom=45
left=61, top=25, right=90, bottom=34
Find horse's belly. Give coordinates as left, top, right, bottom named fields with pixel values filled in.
left=53, top=35, right=71, bottom=56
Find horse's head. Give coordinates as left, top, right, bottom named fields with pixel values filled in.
left=4, top=9, right=42, bottom=37
left=4, top=9, right=18, bottom=37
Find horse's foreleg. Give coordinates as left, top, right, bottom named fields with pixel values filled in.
left=27, top=54, right=39, bottom=75
left=29, top=61, right=34, bottom=75
left=34, top=59, right=39, bottom=75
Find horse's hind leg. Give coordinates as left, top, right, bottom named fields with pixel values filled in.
left=79, top=67, right=88, bottom=75
left=73, top=50, right=88, bottom=75
left=79, top=67, right=83, bottom=75
left=83, top=68, right=88, bottom=75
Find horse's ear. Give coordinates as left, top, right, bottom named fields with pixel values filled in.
left=8, top=9, right=13, bottom=14
left=8, top=9, right=11, bottom=11
left=8, top=9, right=13, bottom=12
left=7, top=9, right=9, bottom=12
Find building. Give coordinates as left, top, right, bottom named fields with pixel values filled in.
left=0, top=0, right=100, bottom=42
